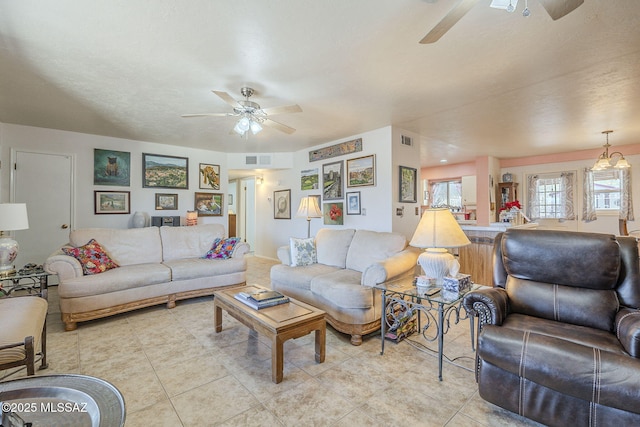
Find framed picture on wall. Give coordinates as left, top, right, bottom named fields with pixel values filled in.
left=346, top=191, right=361, bottom=215
left=94, top=191, right=130, bottom=214
left=346, top=155, right=375, bottom=187
left=142, top=153, right=188, bottom=189
left=322, top=161, right=343, bottom=200
left=274, top=189, right=291, bottom=219
left=94, top=149, right=131, bottom=186
left=199, top=163, right=220, bottom=190
left=194, top=192, right=223, bottom=216
left=155, top=193, right=178, bottom=210
left=399, top=166, right=417, bottom=203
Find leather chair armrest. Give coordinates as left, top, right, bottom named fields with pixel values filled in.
left=616, top=307, right=640, bottom=357
left=462, top=287, right=510, bottom=328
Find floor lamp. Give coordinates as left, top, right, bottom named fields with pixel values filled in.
left=409, top=208, right=470, bottom=285
left=0, top=203, right=30, bottom=277
left=296, top=197, right=323, bottom=238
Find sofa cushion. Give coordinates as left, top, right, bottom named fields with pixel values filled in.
left=204, top=237, right=241, bottom=260
left=160, top=224, right=225, bottom=261
left=315, top=228, right=355, bottom=268
left=57, top=263, right=172, bottom=298
left=70, top=227, right=162, bottom=266
left=62, top=239, right=119, bottom=275
left=310, top=269, right=373, bottom=309
left=164, top=257, right=246, bottom=281
left=345, top=230, right=407, bottom=273
left=270, top=263, right=341, bottom=291
left=290, top=237, right=317, bottom=266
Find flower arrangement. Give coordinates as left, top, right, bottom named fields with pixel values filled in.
left=501, top=200, right=521, bottom=211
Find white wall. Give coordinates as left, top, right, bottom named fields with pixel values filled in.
left=0, top=123, right=229, bottom=230
left=254, top=127, right=396, bottom=259
left=391, top=126, right=422, bottom=239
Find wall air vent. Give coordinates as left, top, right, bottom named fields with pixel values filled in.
left=245, top=155, right=258, bottom=165
left=259, top=155, right=271, bottom=165
left=401, top=135, right=413, bottom=146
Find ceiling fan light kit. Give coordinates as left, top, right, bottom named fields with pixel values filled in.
left=182, top=86, right=301, bottom=137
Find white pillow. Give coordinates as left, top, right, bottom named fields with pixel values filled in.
left=290, top=237, right=317, bottom=267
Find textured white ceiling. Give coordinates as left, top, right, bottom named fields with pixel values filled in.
left=1, top=0, right=639, bottom=166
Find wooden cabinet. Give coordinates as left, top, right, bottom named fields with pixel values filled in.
left=458, top=230, right=498, bottom=287
left=228, top=214, right=237, bottom=238
left=496, top=182, right=518, bottom=222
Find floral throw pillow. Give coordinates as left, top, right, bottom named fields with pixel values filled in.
left=290, top=237, right=317, bottom=267
left=204, top=237, right=241, bottom=260
left=62, top=239, right=119, bottom=275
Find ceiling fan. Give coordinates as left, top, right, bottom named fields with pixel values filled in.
left=182, top=87, right=302, bottom=135
left=420, top=0, right=584, bottom=44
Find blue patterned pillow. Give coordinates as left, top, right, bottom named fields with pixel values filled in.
left=290, top=237, right=317, bottom=267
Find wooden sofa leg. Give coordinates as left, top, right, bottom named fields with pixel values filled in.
left=25, top=336, right=35, bottom=376
left=167, top=294, right=176, bottom=309
left=64, top=321, right=77, bottom=331
left=350, top=334, right=363, bottom=346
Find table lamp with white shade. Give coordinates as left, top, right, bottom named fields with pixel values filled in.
left=0, top=203, right=30, bottom=277
left=409, top=208, right=470, bottom=285
left=296, top=196, right=323, bottom=238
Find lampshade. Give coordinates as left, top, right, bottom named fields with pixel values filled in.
left=185, top=210, right=198, bottom=226
left=591, top=130, right=631, bottom=171
left=0, top=203, right=29, bottom=231
left=410, top=208, right=470, bottom=286
left=296, top=197, right=322, bottom=219
left=410, top=208, right=470, bottom=249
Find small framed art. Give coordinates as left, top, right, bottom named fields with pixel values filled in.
left=399, top=166, right=417, bottom=203
left=322, top=161, right=343, bottom=200
left=274, top=189, right=291, bottom=219
left=155, top=193, right=178, bottom=210
left=199, top=163, right=220, bottom=190
left=194, top=192, right=223, bottom=216
left=143, top=153, right=188, bottom=189
left=346, top=191, right=361, bottom=215
left=94, top=191, right=130, bottom=215
left=346, top=155, right=375, bottom=187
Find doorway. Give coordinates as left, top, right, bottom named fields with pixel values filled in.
left=12, top=150, right=74, bottom=269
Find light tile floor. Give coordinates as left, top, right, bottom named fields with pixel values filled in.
left=3, top=256, right=542, bottom=426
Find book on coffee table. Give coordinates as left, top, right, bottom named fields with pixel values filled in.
left=241, top=289, right=285, bottom=302
left=234, top=291, right=289, bottom=310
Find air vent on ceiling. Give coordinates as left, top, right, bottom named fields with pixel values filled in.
left=401, top=135, right=413, bottom=146
left=245, top=155, right=257, bottom=165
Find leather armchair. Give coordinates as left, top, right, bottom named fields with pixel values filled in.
left=463, top=229, right=640, bottom=426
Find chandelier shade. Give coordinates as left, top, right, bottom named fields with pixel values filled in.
left=592, top=130, right=630, bottom=171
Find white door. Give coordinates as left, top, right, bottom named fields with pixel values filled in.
left=12, top=150, right=73, bottom=269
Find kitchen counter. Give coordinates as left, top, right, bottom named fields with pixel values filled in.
left=460, top=222, right=538, bottom=232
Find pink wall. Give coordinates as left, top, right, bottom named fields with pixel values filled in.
left=420, top=161, right=476, bottom=181
left=500, top=143, right=640, bottom=168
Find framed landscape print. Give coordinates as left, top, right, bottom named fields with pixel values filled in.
left=301, top=168, right=319, bottom=190
left=274, top=189, right=291, bottom=219
left=346, top=191, right=361, bottom=215
left=143, top=153, right=188, bottom=189
left=94, top=149, right=131, bottom=186
left=155, top=193, right=178, bottom=210
left=399, top=166, right=417, bottom=203
left=346, top=155, right=375, bottom=187
left=322, top=161, right=343, bottom=200
left=94, top=191, right=130, bottom=214
left=194, top=192, right=223, bottom=216
left=199, top=163, right=220, bottom=190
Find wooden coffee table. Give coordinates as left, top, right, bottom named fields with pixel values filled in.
left=213, top=285, right=326, bottom=384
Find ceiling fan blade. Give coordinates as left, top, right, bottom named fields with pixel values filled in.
left=261, top=104, right=303, bottom=116
left=181, top=113, right=232, bottom=118
left=263, top=118, right=296, bottom=134
left=212, top=90, right=241, bottom=108
left=420, top=0, right=480, bottom=44
left=538, top=0, right=583, bottom=21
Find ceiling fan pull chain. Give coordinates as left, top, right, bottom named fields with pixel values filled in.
left=507, top=0, right=515, bottom=13
left=523, top=0, right=530, bottom=16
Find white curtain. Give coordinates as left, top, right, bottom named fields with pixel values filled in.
left=527, top=174, right=540, bottom=220
left=582, top=167, right=597, bottom=222
left=620, top=168, right=635, bottom=221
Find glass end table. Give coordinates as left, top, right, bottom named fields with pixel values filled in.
left=0, top=265, right=50, bottom=300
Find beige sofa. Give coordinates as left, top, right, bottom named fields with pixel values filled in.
left=270, top=228, right=419, bottom=345
left=45, top=224, right=249, bottom=331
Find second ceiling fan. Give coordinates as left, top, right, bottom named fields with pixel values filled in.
left=420, top=0, right=584, bottom=44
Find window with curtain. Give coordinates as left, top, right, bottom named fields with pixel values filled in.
left=583, top=167, right=634, bottom=221
left=429, top=180, right=462, bottom=208
left=527, top=172, right=576, bottom=220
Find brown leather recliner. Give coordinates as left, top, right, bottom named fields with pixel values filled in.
left=463, top=229, right=640, bottom=426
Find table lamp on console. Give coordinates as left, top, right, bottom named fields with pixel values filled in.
left=296, top=196, right=323, bottom=238
left=409, top=208, right=470, bottom=286
left=0, top=203, right=30, bottom=277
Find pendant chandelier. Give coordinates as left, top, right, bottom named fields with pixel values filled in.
left=592, top=130, right=630, bottom=171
